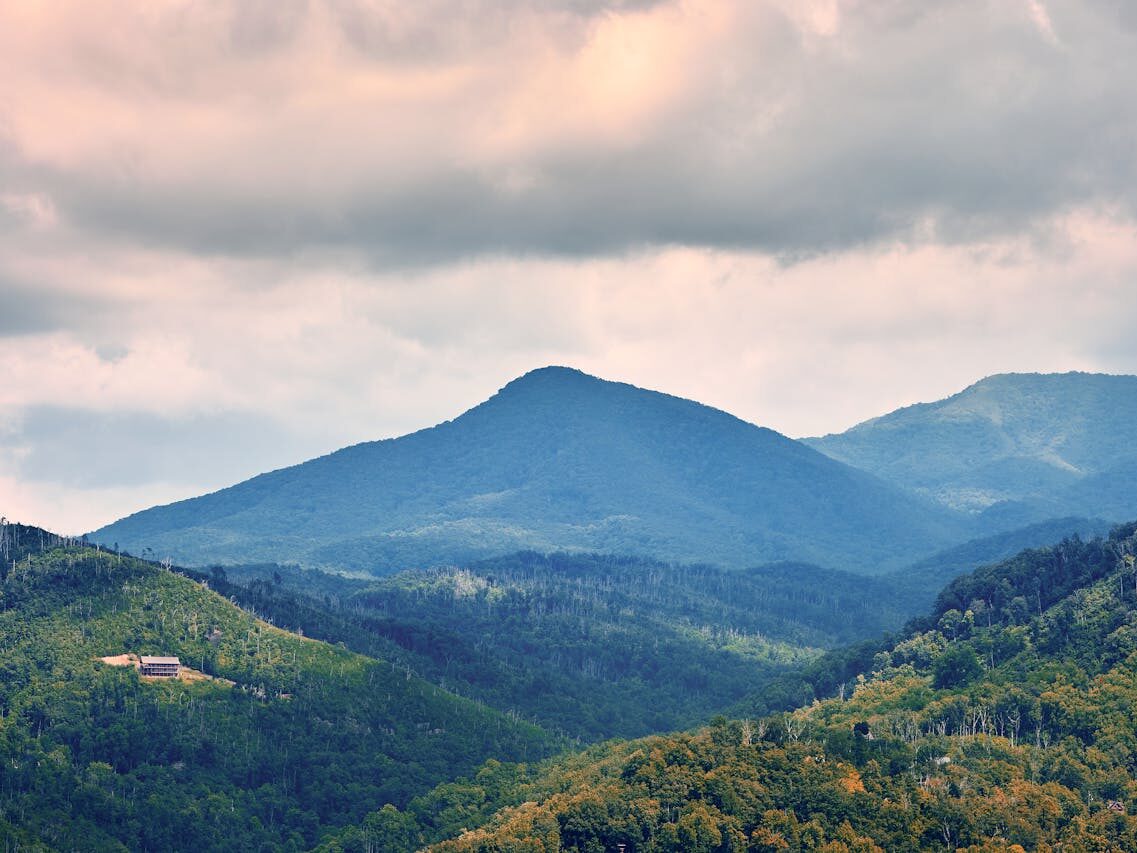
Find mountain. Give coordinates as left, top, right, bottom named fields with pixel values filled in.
left=806, top=372, right=1137, bottom=528
left=216, top=552, right=913, bottom=742
left=0, top=522, right=552, bottom=851
left=92, top=366, right=967, bottom=574
left=330, top=522, right=1137, bottom=851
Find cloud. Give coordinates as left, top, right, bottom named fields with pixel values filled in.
left=0, top=278, right=106, bottom=337
left=1, top=0, right=1133, bottom=265
left=1, top=0, right=1136, bottom=535
left=3, top=215, right=1137, bottom=534
left=1025, top=1, right=1061, bottom=46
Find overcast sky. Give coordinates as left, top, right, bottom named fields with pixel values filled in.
left=3, top=0, right=1137, bottom=534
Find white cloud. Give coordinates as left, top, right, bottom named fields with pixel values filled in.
left=1, top=1, right=1136, bottom=532
left=2, top=1, right=1133, bottom=262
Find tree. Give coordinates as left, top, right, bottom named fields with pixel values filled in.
left=359, top=805, right=418, bottom=853
left=933, top=645, right=982, bottom=689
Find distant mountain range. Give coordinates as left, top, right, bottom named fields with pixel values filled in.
left=806, top=372, right=1137, bottom=527
left=92, top=367, right=965, bottom=574
left=91, top=367, right=1137, bottom=577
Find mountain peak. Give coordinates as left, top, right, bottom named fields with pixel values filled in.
left=495, top=365, right=598, bottom=397
left=962, top=370, right=1128, bottom=393
left=480, top=366, right=727, bottom=424
left=92, top=367, right=963, bottom=573
left=511, top=365, right=591, bottom=382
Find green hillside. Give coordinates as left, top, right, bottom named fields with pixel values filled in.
left=327, top=523, right=1137, bottom=851
left=807, top=372, right=1137, bottom=528
left=92, top=367, right=966, bottom=574
left=0, top=523, right=552, bottom=851
left=212, top=520, right=1105, bottom=746
left=882, top=516, right=1111, bottom=613
left=217, top=553, right=912, bottom=742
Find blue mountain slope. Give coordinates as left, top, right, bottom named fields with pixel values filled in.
left=805, top=372, right=1137, bottom=529
left=93, top=367, right=967, bottom=573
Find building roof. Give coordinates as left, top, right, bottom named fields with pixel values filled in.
left=140, top=656, right=181, bottom=665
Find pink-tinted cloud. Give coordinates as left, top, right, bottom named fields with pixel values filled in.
left=2, top=1, right=1137, bottom=533
left=2, top=1, right=1134, bottom=262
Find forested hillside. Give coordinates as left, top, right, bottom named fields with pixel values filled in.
left=321, top=523, right=1137, bottom=851
left=0, top=523, right=552, bottom=851
left=882, top=516, right=1111, bottom=613
left=807, top=372, right=1137, bottom=529
left=92, top=367, right=966, bottom=574
left=217, top=553, right=911, bottom=741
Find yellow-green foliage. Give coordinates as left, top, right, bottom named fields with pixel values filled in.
left=351, top=527, right=1137, bottom=851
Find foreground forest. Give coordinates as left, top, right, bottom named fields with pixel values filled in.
left=7, top=518, right=1137, bottom=850
left=317, top=523, right=1137, bottom=851
left=0, top=524, right=552, bottom=851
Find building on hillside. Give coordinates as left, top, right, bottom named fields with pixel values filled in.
left=139, top=656, right=181, bottom=677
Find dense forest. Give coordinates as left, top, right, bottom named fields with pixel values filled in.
left=8, top=517, right=1137, bottom=850
left=213, top=552, right=913, bottom=741
left=0, top=523, right=552, bottom=851
left=315, top=523, right=1137, bottom=851
left=881, top=516, right=1110, bottom=613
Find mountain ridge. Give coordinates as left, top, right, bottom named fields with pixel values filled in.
left=93, top=366, right=965, bottom=574
left=805, top=371, right=1137, bottom=523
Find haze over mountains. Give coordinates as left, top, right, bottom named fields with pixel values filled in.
left=93, top=367, right=965, bottom=574
left=92, top=367, right=1137, bottom=578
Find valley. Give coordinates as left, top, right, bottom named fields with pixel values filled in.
left=6, top=369, right=1137, bottom=850
left=215, top=553, right=911, bottom=741
left=356, top=523, right=1137, bottom=851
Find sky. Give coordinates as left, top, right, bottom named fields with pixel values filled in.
left=2, top=0, right=1137, bottom=534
